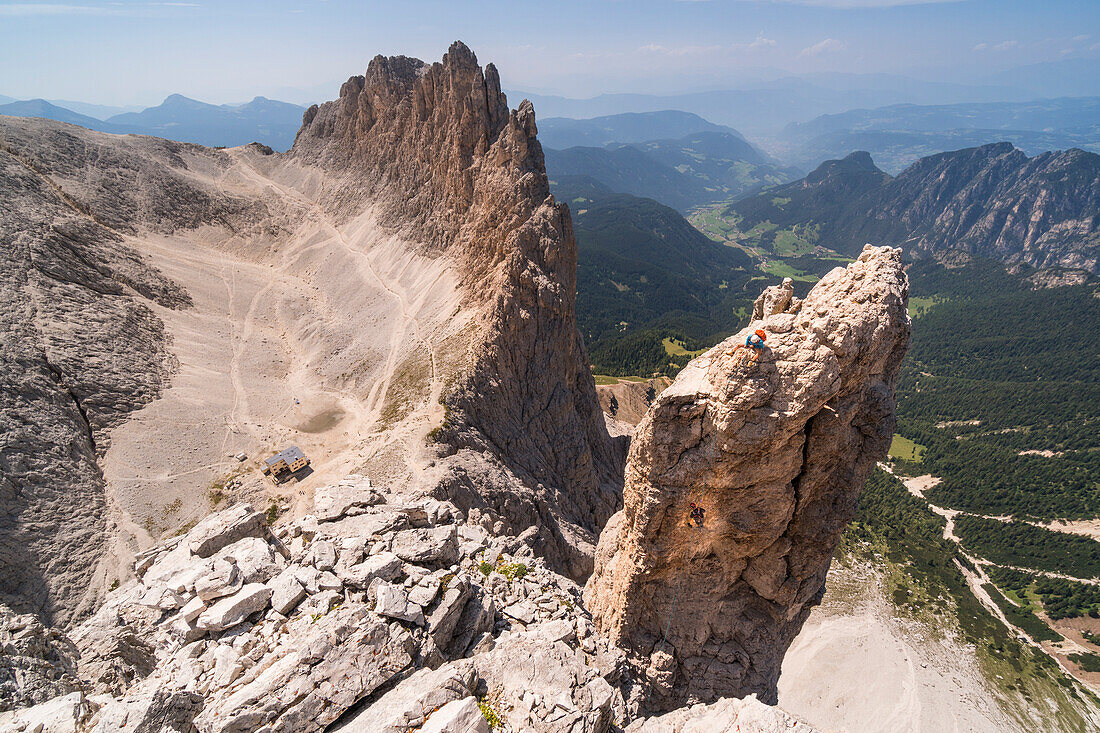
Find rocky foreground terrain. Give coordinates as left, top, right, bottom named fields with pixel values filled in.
left=2, top=42, right=909, bottom=731
left=1, top=484, right=818, bottom=732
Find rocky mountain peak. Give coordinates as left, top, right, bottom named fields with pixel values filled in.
left=295, top=42, right=623, bottom=579
left=804, top=150, right=885, bottom=185
left=585, top=245, right=910, bottom=711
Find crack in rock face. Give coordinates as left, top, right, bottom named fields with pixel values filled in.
left=585, top=245, right=910, bottom=711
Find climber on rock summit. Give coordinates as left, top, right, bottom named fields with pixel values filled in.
left=732, top=329, right=767, bottom=365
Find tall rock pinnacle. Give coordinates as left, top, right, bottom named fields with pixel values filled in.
left=585, top=245, right=910, bottom=709
left=293, top=42, right=625, bottom=578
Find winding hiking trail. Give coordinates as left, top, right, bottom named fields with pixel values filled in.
left=226, top=152, right=443, bottom=428
left=884, top=465, right=1100, bottom=692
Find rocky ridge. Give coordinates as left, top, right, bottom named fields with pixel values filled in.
left=0, top=486, right=820, bottom=733
left=585, top=246, right=910, bottom=710
left=727, top=144, right=1100, bottom=274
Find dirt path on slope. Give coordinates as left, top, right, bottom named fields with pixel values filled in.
left=97, top=149, right=462, bottom=559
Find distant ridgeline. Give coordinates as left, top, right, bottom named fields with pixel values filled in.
left=722, top=144, right=1100, bottom=275
left=543, top=111, right=799, bottom=213
left=777, top=97, right=1100, bottom=174
left=551, top=175, right=759, bottom=377
left=0, top=95, right=308, bottom=151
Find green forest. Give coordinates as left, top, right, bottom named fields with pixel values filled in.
left=954, top=515, right=1100, bottom=580
left=989, top=566, right=1100, bottom=620
left=895, top=259, right=1100, bottom=520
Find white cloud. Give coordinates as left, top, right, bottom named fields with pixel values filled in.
left=973, top=40, right=1018, bottom=52
left=745, top=32, right=778, bottom=49
left=798, top=38, right=847, bottom=57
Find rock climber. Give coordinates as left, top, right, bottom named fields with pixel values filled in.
left=731, top=328, right=767, bottom=366
left=745, top=329, right=767, bottom=351
left=689, top=502, right=706, bottom=527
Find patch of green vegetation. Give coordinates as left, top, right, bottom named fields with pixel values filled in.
left=989, top=566, right=1100, bottom=620
left=983, top=581, right=1063, bottom=642
left=662, top=337, right=708, bottom=358
left=771, top=196, right=791, bottom=207
left=265, top=502, right=280, bottom=525
left=955, top=515, right=1100, bottom=580
left=770, top=224, right=818, bottom=256
left=478, top=561, right=494, bottom=578
left=478, top=695, right=504, bottom=730
left=760, top=259, right=819, bottom=282
left=499, top=562, right=529, bottom=582
left=908, top=295, right=945, bottom=318
left=889, top=434, right=926, bottom=463
left=1070, top=652, right=1100, bottom=673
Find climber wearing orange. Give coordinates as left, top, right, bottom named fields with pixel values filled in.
left=732, top=328, right=767, bottom=365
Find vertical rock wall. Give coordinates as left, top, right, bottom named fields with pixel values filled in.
left=585, top=245, right=910, bottom=709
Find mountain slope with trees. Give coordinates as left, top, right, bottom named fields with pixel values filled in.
left=722, top=144, right=1100, bottom=273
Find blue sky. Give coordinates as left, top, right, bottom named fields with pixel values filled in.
left=0, top=0, right=1097, bottom=105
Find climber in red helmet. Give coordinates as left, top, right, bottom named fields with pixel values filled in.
left=689, top=502, right=706, bottom=527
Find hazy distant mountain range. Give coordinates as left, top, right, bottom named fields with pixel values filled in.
left=540, top=112, right=799, bottom=211
left=545, top=131, right=798, bottom=212
left=0, top=94, right=306, bottom=150
left=538, top=110, right=743, bottom=149
left=775, top=97, right=1100, bottom=173
left=3, top=58, right=1097, bottom=165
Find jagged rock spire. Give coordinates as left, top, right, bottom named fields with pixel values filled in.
left=585, top=245, right=910, bottom=709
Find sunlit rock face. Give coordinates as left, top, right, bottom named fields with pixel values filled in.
left=586, top=245, right=910, bottom=710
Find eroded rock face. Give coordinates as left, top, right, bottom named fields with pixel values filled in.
left=292, top=41, right=625, bottom=578
left=585, top=245, right=909, bottom=709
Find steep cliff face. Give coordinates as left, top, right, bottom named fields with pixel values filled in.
left=0, top=129, right=222, bottom=626
left=585, top=245, right=910, bottom=710
left=727, top=144, right=1100, bottom=274
left=292, top=42, right=624, bottom=577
